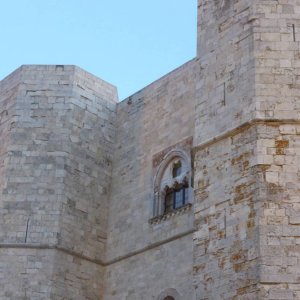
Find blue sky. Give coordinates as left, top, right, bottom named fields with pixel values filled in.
left=1, top=0, right=197, bottom=100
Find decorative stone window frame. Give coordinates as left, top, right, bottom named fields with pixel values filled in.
left=150, top=143, right=193, bottom=223
left=157, top=288, right=182, bottom=300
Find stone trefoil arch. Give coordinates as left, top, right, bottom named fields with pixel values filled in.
left=157, top=288, right=182, bottom=300
left=152, top=146, right=193, bottom=218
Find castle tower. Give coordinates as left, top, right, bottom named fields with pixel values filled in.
left=0, top=66, right=118, bottom=299
left=193, top=0, right=300, bottom=298
left=1, top=1, right=300, bottom=299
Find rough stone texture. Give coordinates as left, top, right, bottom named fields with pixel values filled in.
left=107, top=60, right=196, bottom=300
left=193, top=0, right=300, bottom=299
left=257, top=123, right=300, bottom=299
left=0, top=69, right=21, bottom=241
left=1, top=0, right=300, bottom=299
left=104, top=59, right=198, bottom=299
left=193, top=126, right=260, bottom=299
left=194, top=0, right=259, bottom=298
left=106, top=59, right=197, bottom=259
left=196, top=0, right=256, bottom=144
left=254, top=2, right=300, bottom=298
left=105, top=234, right=193, bottom=300
left=0, top=65, right=117, bottom=299
left=0, top=248, right=54, bottom=300
left=0, top=248, right=105, bottom=300
left=51, top=251, right=105, bottom=300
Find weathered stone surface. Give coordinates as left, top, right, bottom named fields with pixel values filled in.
left=193, top=0, right=300, bottom=299
left=104, top=59, right=197, bottom=299
left=0, top=65, right=117, bottom=299
left=1, top=0, right=300, bottom=299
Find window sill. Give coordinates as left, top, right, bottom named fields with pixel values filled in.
left=149, top=203, right=192, bottom=225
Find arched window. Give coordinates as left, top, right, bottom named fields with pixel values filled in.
left=152, top=150, right=193, bottom=218
left=157, top=288, right=181, bottom=300
left=164, top=179, right=189, bottom=214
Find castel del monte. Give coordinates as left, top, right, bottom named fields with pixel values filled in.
left=1, top=0, right=300, bottom=299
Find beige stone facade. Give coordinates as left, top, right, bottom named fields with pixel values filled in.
left=1, top=0, right=300, bottom=299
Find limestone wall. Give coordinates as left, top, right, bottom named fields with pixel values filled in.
left=254, top=0, right=300, bottom=121
left=0, top=65, right=118, bottom=299
left=253, top=1, right=300, bottom=298
left=193, top=0, right=300, bottom=299
left=193, top=121, right=300, bottom=299
left=195, top=0, right=256, bottom=144
left=104, top=59, right=198, bottom=299
left=194, top=1, right=259, bottom=296
left=0, top=68, right=21, bottom=241
left=105, top=234, right=193, bottom=300
left=257, top=123, right=300, bottom=299
left=0, top=248, right=55, bottom=299
left=57, top=67, right=117, bottom=263
left=193, top=126, right=260, bottom=299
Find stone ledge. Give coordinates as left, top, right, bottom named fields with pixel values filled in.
left=149, top=203, right=192, bottom=225
left=192, top=118, right=300, bottom=156
left=0, top=243, right=105, bottom=266
left=0, top=227, right=195, bottom=267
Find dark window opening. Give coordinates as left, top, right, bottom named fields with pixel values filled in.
left=165, top=190, right=174, bottom=213
left=164, top=182, right=188, bottom=214
left=172, top=160, right=182, bottom=178
left=164, top=297, right=175, bottom=300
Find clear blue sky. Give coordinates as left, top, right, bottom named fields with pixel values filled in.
left=0, top=0, right=197, bottom=100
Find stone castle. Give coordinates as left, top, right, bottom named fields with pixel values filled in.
left=1, top=0, right=300, bottom=299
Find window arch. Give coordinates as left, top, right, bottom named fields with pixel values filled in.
left=153, top=149, right=192, bottom=217
left=157, top=288, right=181, bottom=300
left=172, top=160, right=182, bottom=178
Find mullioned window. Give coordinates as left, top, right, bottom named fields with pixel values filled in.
left=150, top=147, right=193, bottom=224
